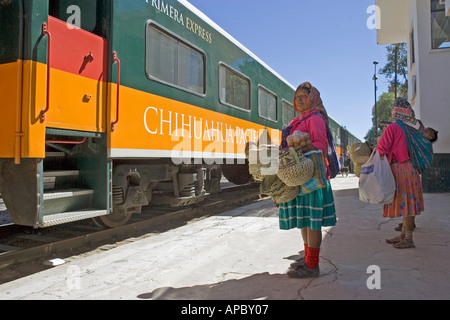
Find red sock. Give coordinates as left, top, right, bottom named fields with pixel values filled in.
left=304, top=243, right=309, bottom=259
left=306, top=247, right=320, bottom=269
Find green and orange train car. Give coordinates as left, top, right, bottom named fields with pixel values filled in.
left=0, top=0, right=359, bottom=228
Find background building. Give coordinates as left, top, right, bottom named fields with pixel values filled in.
left=376, top=0, right=450, bottom=192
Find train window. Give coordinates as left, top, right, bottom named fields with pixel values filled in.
left=258, top=85, right=277, bottom=122
left=49, top=0, right=104, bottom=36
left=331, top=127, right=339, bottom=145
left=146, top=22, right=206, bottom=95
left=282, top=99, right=295, bottom=126
left=218, top=63, right=250, bottom=111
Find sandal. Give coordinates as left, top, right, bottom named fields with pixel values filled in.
left=386, top=235, right=404, bottom=244
left=393, top=239, right=415, bottom=249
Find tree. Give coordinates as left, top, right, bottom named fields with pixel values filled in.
left=365, top=44, right=408, bottom=144
left=364, top=92, right=395, bottom=144
left=379, top=43, right=408, bottom=99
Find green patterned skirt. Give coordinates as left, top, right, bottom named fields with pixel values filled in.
left=278, top=181, right=336, bottom=231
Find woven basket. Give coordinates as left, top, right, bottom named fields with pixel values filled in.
left=247, top=144, right=279, bottom=177
left=354, top=163, right=362, bottom=177
left=277, top=147, right=314, bottom=187
left=349, top=143, right=371, bottom=164
left=260, top=175, right=299, bottom=204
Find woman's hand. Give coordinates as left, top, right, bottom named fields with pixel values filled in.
left=301, top=144, right=318, bottom=153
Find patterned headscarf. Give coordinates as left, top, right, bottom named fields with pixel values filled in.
left=294, top=82, right=329, bottom=123
left=392, top=97, right=417, bottom=126
left=282, top=82, right=330, bottom=149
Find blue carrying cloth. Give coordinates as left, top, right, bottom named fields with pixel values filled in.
left=396, top=120, right=433, bottom=174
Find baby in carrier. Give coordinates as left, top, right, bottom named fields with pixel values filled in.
left=423, top=127, right=438, bottom=143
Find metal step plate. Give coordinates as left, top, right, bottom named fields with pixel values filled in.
left=40, top=209, right=108, bottom=227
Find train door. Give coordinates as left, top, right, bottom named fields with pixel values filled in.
left=35, top=0, right=112, bottom=227
left=0, top=0, right=113, bottom=228
left=46, top=0, right=107, bottom=133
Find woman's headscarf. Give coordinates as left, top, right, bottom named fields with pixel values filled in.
left=294, top=82, right=329, bottom=123
left=391, top=97, right=417, bottom=126
left=392, top=97, right=434, bottom=173
left=281, top=82, right=330, bottom=148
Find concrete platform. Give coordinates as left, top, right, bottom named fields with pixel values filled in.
left=0, top=175, right=449, bottom=300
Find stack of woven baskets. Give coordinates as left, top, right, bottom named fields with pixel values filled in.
left=247, top=141, right=314, bottom=204
left=247, top=143, right=279, bottom=180
left=277, top=147, right=314, bottom=187
left=259, top=174, right=300, bottom=205
left=349, top=142, right=372, bottom=177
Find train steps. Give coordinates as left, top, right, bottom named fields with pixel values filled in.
left=40, top=151, right=107, bottom=228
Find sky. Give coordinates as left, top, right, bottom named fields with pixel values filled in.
left=186, top=0, right=390, bottom=141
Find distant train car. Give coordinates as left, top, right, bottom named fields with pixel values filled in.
left=0, top=0, right=359, bottom=228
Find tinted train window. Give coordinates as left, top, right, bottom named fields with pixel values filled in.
left=219, top=64, right=250, bottom=111
left=146, top=22, right=206, bottom=95
left=49, top=0, right=104, bottom=36
left=282, top=99, right=295, bottom=126
left=258, top=86, right=277, bottom=122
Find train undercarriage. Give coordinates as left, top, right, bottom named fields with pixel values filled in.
left=0, top=129, right=252, bottom=229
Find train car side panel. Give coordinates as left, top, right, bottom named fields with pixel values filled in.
left=0, top=61, right=21, bottom=158
left=108, top=84, right=275, bottom=159
left=20, top=60, right=47, bottom=158
left=108, top=0, right=285, bottom=162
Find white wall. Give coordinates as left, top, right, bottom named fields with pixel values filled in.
left=409, top=0, right=450, bottom=153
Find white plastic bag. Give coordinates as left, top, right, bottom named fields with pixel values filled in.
left=359, top=150, right=396, bottom=205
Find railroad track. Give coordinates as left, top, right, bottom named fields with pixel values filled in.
left=0, top=183, right=262, bottom=280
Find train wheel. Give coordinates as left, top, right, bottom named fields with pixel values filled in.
left=92, top=211, right=133, bottom=228
left=221, top=163, right=252, bottom=185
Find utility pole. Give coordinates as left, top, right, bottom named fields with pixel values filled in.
left=373, top=61, right=379, bottom=140
left=394, top=44, right=398, bottom=99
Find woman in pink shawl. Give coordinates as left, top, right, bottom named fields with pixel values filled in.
left=377, top=98, right=425, bottom=248
left=279, top=82, right=336, bottom=278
